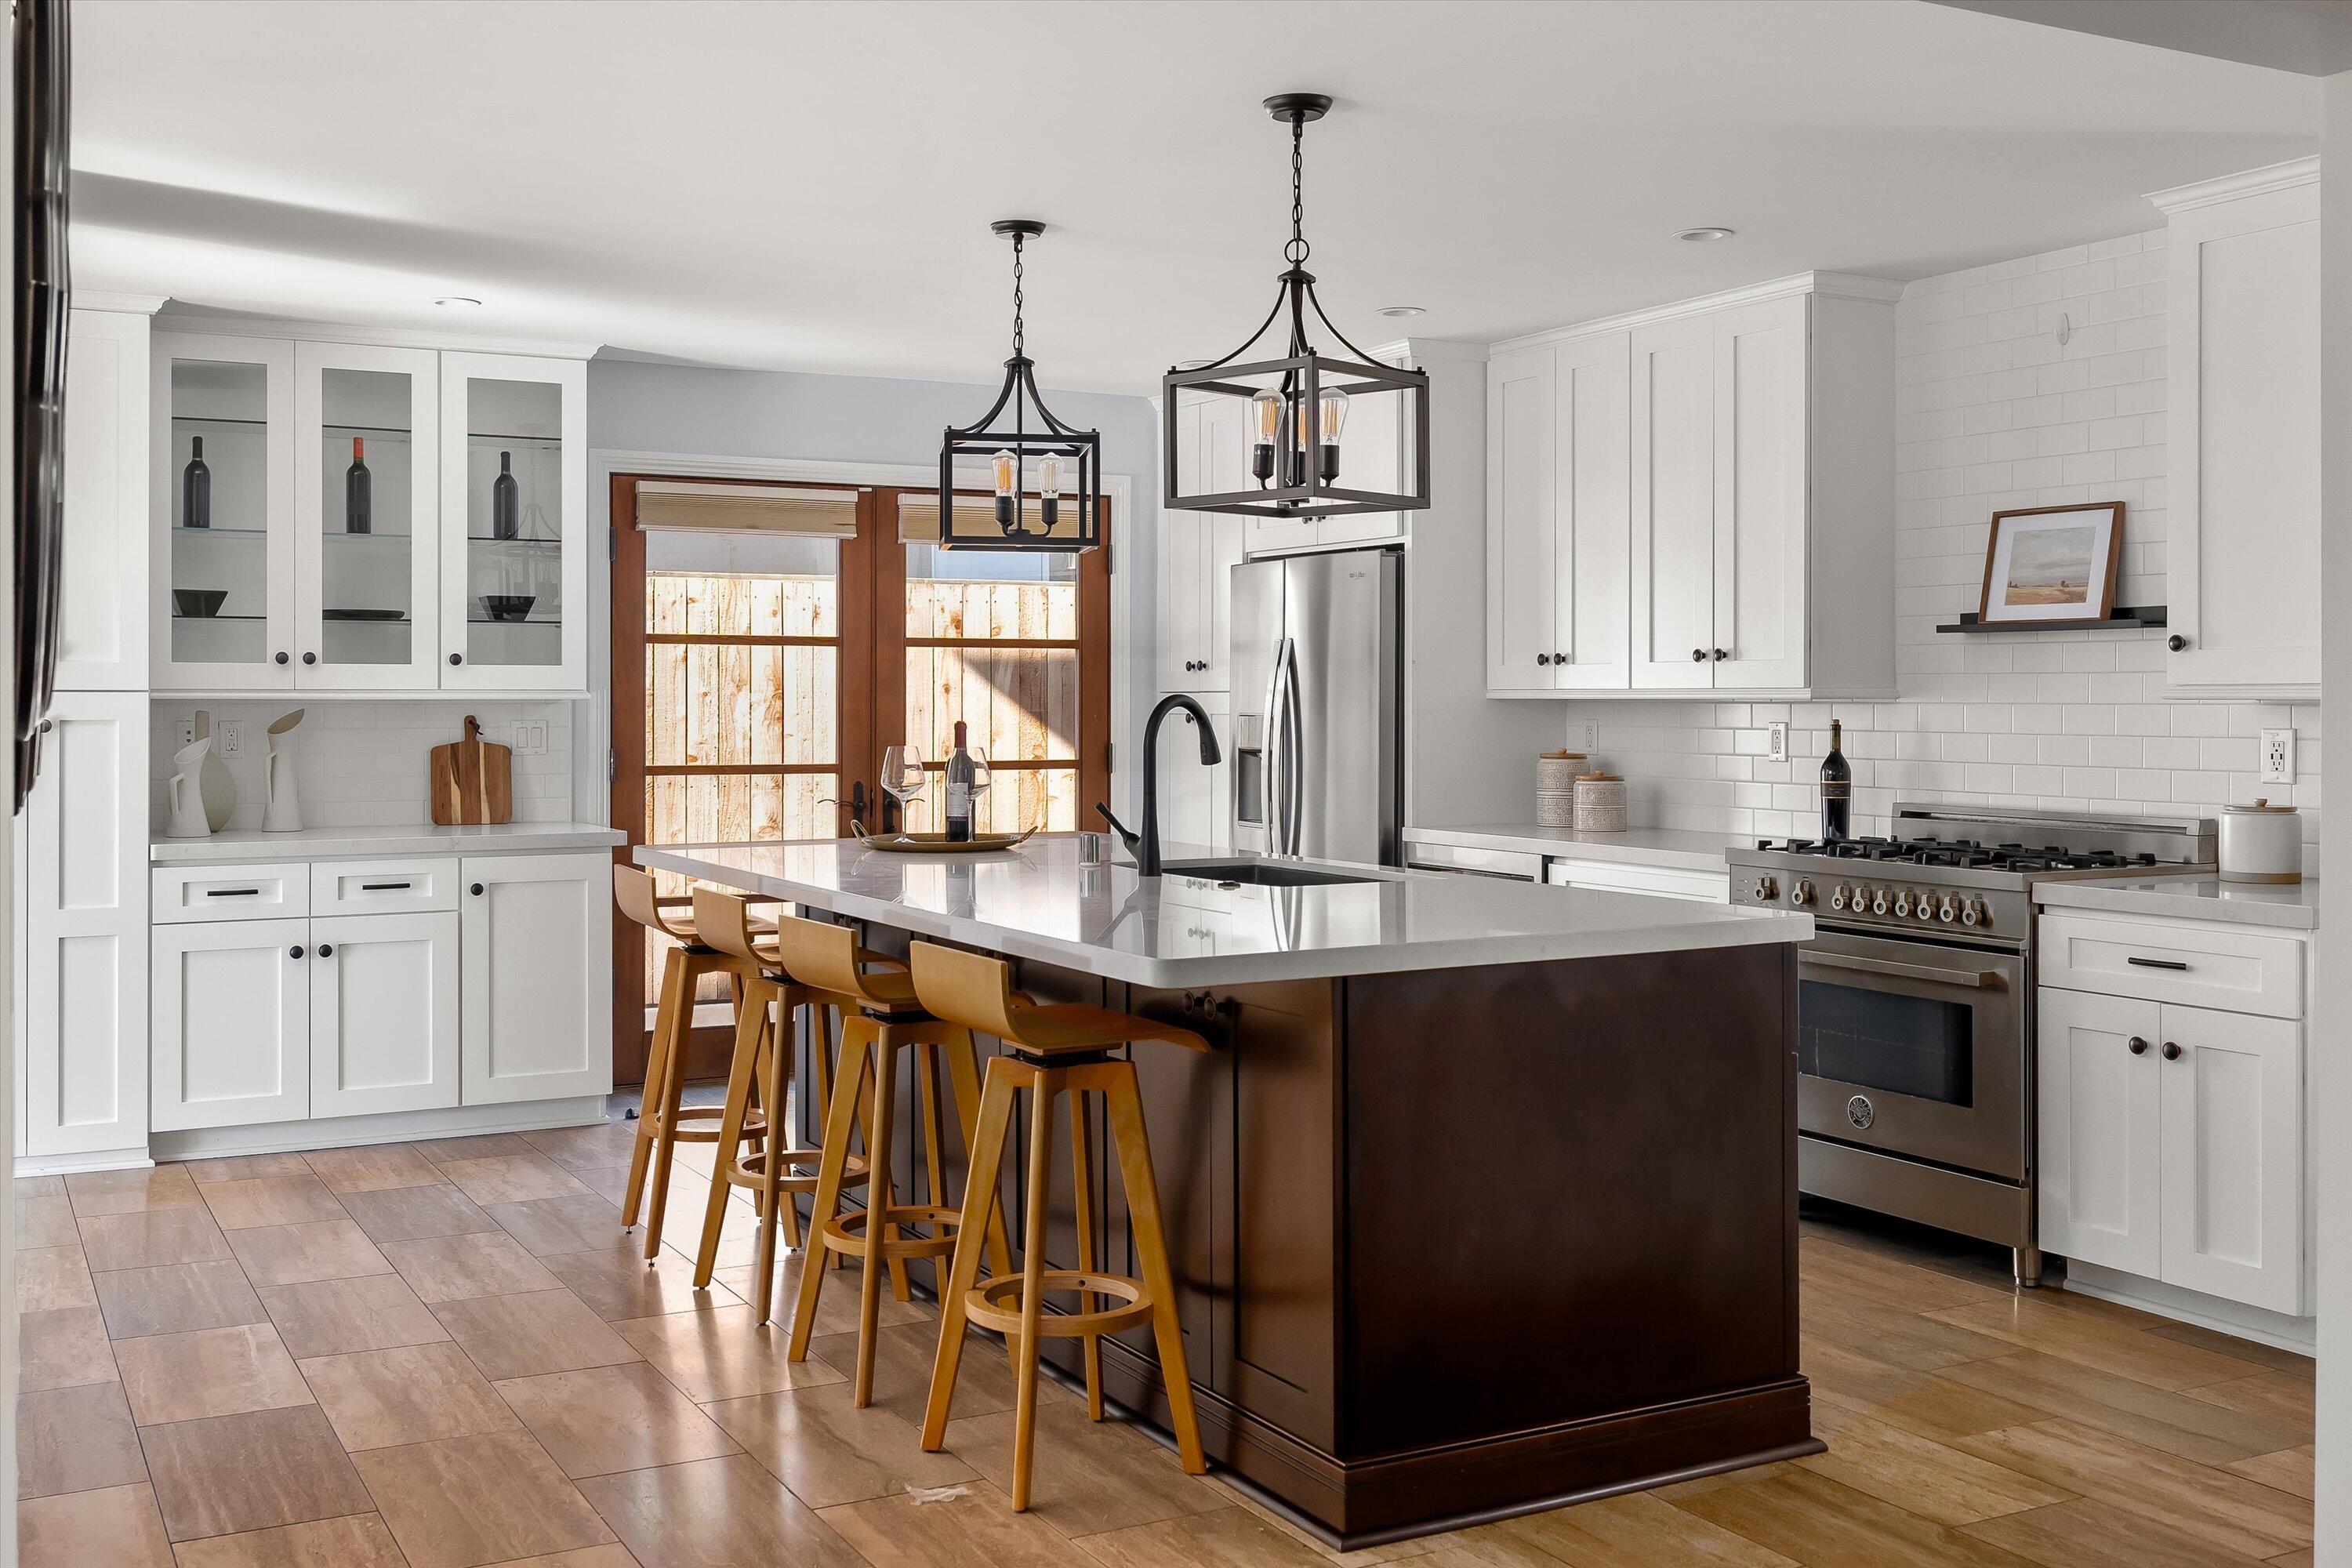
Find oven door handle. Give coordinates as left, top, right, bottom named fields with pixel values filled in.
left=1804, top=951, right=2004, bottom=989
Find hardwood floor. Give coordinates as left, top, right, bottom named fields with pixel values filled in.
left=13, top=1129, right=2316, bottom=1567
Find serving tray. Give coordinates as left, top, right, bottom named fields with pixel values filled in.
left=851, top=824, right=1036, bottom=853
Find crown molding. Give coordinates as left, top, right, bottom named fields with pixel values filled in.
left=2147, top=155, right=2319, bottom=216
left=74, top=291, right=165, bottom=315
left=152, top=310, right=600, bottom=360
left=1488, top=270, right=1905, bottom=356
left=1380, top=336, right=1490, bottom=365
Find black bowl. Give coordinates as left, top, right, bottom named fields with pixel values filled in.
left=479, top=593, right=536, bottom=623
left=172, top=589, right=227, bottom=619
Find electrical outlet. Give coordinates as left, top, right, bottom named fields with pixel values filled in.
left=216, top=720, right=244, bottom=758
left=176, top=719, right=196, bottom=746
left=2260, top=728, right=2296, bottom=785
left=1582, top=721, right=1599, bottom=752
left=1769, top=721, right=1789, bottom=764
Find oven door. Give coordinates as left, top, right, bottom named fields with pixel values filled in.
left=1795, top=927, right=2027, bottom=1179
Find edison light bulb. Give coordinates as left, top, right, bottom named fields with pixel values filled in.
left=1316, top=387, right=1349, bottom=482
left=1248, top=390, right=1280, bottom=484
left=1038, top=452, right=1064, bottom=530
left=991, top=448, right=1016, bottom=530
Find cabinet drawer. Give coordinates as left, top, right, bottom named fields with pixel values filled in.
left=310, top=858, right=459, bottom=916
left=153, top=863, right=309, bottom=924
left=1545, top=858, right=1730, bottom=903
left=2039, top=913, right=2303, bottom=1019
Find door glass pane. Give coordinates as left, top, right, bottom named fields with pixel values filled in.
left=1797, top=979, right=1974, bottom=1107
left=903, top=541, right=1076, bottom=638
left=169, top=358, right=270, bottom=666
left=461, top=376, right=563, bottom=668
left=318, top=367, right=413, bottom=666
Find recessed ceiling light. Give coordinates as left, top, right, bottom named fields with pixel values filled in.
left=434, top=296, right=483, bottom=307
left=1174, top=358, right=1213, bottom=371
left=1377, top=304, right=1426, bottom=318
left=1675, top=227, right=1735, bottom=243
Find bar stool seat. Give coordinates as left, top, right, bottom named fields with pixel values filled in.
left=908, top=939, right=1211, bottom=1512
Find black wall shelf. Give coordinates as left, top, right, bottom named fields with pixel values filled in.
left=1936, top=606, right=2167, bottom=635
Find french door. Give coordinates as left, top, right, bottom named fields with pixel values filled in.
left=609, top=476, right=1109, bottom=1083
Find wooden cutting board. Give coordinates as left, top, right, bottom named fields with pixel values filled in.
left=429, top=715, right=513, bottom=826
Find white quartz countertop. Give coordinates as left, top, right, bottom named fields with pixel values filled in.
left=2034, top=875, right=2321, bottom=931
left=152, top=821, right=626, bottom=864
left=1405, top=824, right=1746, bottom=873
left=637, top=834, right=1812, bottom=989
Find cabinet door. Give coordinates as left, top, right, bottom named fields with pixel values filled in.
left=1159, top=404, right=1207, bottom=691
left=151, top=917, right=310, bottom=1131
left=1555, top=332, right=1632, bottom=691
left=2037, top=988, right=2161, bottom=1280
left=1152, top=691, right=1231, bottom=854
left=1629, top=314, right=1715, bottom=688
left=1316, top=350, right=1406, bottom=547
left=1485, top=344, right=1557, bottom=691
left=2157, top=1003, right=2303, bottom=1314
left=2168, top=184, right=2320, bottom=695
left=439, top=352, right=588, bottom=691
left=1195, top=513, right=1245, bottom=692
left=295, top=341, right=440, bottom=690
left=459, top=852, right=613, bottom=1104
left=22, top=691, right=148, bottom=1156
left=1711, top=296, right=1808, bottom=691
left=57, top=309, right=151, bottom=691
left=310, top=911, right=461, bottom=1118
left=153, top=332, right=297, bottom=689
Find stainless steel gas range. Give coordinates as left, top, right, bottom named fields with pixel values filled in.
left=1728, top=803, right=2216, bottom=1287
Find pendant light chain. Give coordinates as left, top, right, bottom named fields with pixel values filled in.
left=1285, top=114, right=1309, bottom=267
left=1011, top=231, right=1026, bottom=358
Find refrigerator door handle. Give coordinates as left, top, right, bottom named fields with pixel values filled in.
left=1277, top=636, right=1304, bottom=855
left=1260, top=637, right=1290, bottom=852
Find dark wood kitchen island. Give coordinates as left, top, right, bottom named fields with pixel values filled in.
left=639, top=836, right=1821, bottom=1548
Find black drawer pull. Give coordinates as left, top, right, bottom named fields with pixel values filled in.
left=360, top=882, right=412, bottom=891
left=2126, top=956, right=2190, bottom=971
left=205, top=888, right=262, bottom=898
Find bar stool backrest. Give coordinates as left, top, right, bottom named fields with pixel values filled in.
left=614, top=864, right=692, bottom=942
left=907, top=941, right=1024, bottom=1041
left=690, top=886, right=768, bottom=966
left=772, top=913, right=869, bottom=1000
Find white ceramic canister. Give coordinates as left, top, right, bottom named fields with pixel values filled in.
left=2217, top=800, right=2302, bottom=884
left=1536, top=752, right=1585, bottom=829
left=1572, top=773, right=1628, bottom=834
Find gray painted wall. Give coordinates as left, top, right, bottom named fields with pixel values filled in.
left=587, top=358, right=1159, bottom=819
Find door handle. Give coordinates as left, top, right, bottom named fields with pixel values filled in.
left=1805, top=952, right=2002, bottom=989
left=205, top=887, right=262, bottom=898
left=1276, top=637, right=1303, bottom=855
left=360, top=882, right=411, bottom=891
left=2126, top=956, right=2190, bottom=971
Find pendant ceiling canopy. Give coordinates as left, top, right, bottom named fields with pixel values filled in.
left=1163, top=93, right=1430, bottom=522
left=938, top=219, right=1102, bottom=552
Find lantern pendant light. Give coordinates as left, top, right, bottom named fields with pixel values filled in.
left=1163, top=93, right=1429, bottom=521
left=938, top=220, right=1102, bottom=551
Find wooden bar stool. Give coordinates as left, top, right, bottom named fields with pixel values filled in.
left=907, top=940, right=1210, bottom=1511
left=615, top=866, right=772, bottom=1261
left=688, top=887, right=889, bottom=1323
left=779, top=913, right=1014, bottom=1406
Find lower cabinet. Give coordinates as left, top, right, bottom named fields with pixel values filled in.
left=2039, top=985, right=2304, bottom=1315
left=459, top=851, right=613, bottom=1105
left=153, top=918, right=311, bottom=1131
left=310, top=911, right=461, bottom=1118
left=1543, top=857, right=1730, bottom=903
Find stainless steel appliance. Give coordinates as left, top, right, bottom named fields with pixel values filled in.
left=1729, top=803, right=2216, bottom=1285
left=1229, top=549, right=1403, bottom=865
left=14, top=0, right=72, bottom=811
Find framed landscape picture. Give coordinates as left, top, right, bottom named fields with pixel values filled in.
left=1976, top=502, right=2125, bottom=626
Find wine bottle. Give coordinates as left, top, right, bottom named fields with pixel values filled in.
left=344, top=437, right=372, bottom=535
left=491, top=450, right=519, bottom=541
left=1821, top=719, right=1852, bottom=843
left=944, top=720, right=977, bottom=843
left=183, top=436, right=211, bottom=530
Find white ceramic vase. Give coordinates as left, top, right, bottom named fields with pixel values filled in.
left=167, top=735, right=214, bottom=838
left=263, top=708, right=305, bottom=832
left=191, top=710, right=236, bottom=831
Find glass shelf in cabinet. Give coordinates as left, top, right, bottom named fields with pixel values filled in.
left=466, top=615, right=562, bottom=626
left=170, top=612, right=266, bottom=622
left=172, top=524, right=267, bottom=537
left=465, top=535, right=561, bottom=548
left=320, top=423, right=416, bottom=439
left=464, top=431, right=563, bottom=448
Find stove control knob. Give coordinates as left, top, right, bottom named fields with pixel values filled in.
left=1791, top=880, right=1815, bottom=907
left=1915, top=896, right=1936, bottom=922
left=1751, top=875, right=1779, bottom=902
left=1960, top=899, right=1984, bottom=927
left=1828, top=885, right=1848, bottom=912
left=1937, top=896, right=1958, bottom=924
left=1870, top=889, right=1889, bottom=916
left=1892, top=892, right=1912, bottom=919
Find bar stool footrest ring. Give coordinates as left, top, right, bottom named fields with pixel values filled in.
left=819, top=1203, right=964, bottom=1262
left=963, top=1272, right=1156, bottom=1338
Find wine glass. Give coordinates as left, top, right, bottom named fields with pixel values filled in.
left=965, top=746, right=993, bottom=833
left=880, top=744, right=926, bottom=833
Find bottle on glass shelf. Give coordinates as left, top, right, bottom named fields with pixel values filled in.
left=945, top=720, right=978, bottom=843
left=183, top=436, right=211, bottom=529
left=491, top=450, right=519, bottom=541
left=1821, top=719, right=1852, bottom=843
left=345, top=437, right=372, bottom=535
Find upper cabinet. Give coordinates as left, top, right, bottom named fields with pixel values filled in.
left=149, top=326, right=592, bottom=695
left=1485, top=274, right=1897, bottom=699
left=58, top=306, right=157, bottom=691
left=2151, top=159, right=2318, bottom=700
left=1160, top=399, right=1247, bottom=692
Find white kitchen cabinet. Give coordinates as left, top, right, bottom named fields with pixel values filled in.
left=152, top=917, right=310, bottom=1131
left=58, top=306, right=155, bottom=691
left=1159, top=402, right=1246, bottom=693
left=1542, top=857, right=1728, bottom=903
left=309, top=910, right=461, bottom=1118
left=1152, top=691, right=1232, bottom=854
left=459, top=851, right=612, bottom=1104
left=20, top=691, right=150, bottom=1158
left=2151, top=159, right=2318, bottom=699
left=1490, top=274, right=1896, bottom=699
left=2155, top=1003, right=2302, bottom=1313
left=2038, top=988, right=2163, bottom=1281
left=439, top=353, right=589, bottom=691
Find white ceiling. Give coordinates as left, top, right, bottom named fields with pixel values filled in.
left=73, top=0, right=2318, bottom=395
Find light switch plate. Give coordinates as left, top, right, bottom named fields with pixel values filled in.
left=2260, top=728, right=2295, bottom=785
left=510, top=720, right=550, bottom=757
left=1581, top=721, right=1599, bottom=752
left=1769, top=722, right=1789, bottom=764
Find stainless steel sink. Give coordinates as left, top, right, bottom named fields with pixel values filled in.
left=1161, top=858, right=1377, bottom=888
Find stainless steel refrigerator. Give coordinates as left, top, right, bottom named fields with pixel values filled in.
left=1229, top=548, right=1403, bottom=865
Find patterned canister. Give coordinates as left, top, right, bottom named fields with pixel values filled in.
left=1537, top=752, right=1586, bottom=827
left=1572, top=773, right=1628, bottom=834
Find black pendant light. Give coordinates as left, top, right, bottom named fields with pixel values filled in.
left=1163, top=93, right=1429, bottom=521
left=938, top=220, right=1102, bottom=551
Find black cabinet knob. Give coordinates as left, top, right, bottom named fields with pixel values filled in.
left=2162, top=1041, right=2183, bottom=1061
left=449, top=652, right=463, bottom=666
left=1536, top=652, right=1551, bottom=666
left=317, top=942, right=333, bottom=957
left=289, top=945, right=304, bottom=959
left=2167, top=633, right=2187, bottom=652
left=470, top=883, right=485, bottom=896
left=1554, top=651, right=1565, bottom=663
left=1713, top=648, right=1729, bottom=660
left=302, top=652, right=318, bottom=665
left=2128, top=1036, right=2149, bottom=1055
left=274, top=651, right=289, bottom=665
left=1691, top=648, right=1706, bottom=662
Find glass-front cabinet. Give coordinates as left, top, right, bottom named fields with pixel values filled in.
left=438, top=352, right=586, bottom=691
left=153, top=332, right=296, bottom=689
left=294, top=342, right=439, bottom=688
